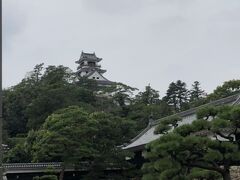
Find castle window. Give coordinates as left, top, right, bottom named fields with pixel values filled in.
left=97, top=77, right=99, bottom=79
left=88, top=62, right=95, bottom=67
left=93, top=77, right=95, bottom=79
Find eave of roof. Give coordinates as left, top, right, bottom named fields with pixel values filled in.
left=152, top=93, right=240, bottom=126
left=81, top=70, right=113, bottom=85
left=96, top=80, right=114, bottom=86
left=75, top=52, right=102, bottom=64
left=123, top=93, right=240, bottom=151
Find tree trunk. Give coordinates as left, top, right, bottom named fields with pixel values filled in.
left=236, top=133, right=240, bottom=148
left=222, top=170, right=231, bottom=180
left=59, top=165, right=65, bottom=180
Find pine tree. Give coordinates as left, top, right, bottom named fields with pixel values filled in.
left=190, top=81, right=205, bottom=101
left=143, top=106, right=240, bottom=180
left=164, top=80, right=189, bottom=112
left=175, top=80, right=189, bottom=109
left=165, top=82, right=178, bottom=111
left=208, top=79, right=240, bottom=100
left=135, top=84, right=160, bottom=105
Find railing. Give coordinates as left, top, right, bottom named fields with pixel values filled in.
left=3, top=162, right=62, bottom=170
left=3, top=162, right=122, bottom=174
left=3, top=162, right=91, bottom=174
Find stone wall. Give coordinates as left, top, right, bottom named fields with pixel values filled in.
left=230, top=166, right=240, bottom=180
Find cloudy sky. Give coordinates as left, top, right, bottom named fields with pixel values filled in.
left=3, top=0, right=240, bottom=95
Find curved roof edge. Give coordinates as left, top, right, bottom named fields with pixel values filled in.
left=123, top=93, right=240, bottom=151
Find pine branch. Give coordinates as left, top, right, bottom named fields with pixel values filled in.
left=185, top=161, right=224, bottom=174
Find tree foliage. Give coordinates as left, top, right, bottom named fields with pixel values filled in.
left=26, top=106, right=134, bottom=179
left=190, top=81, right=205, bottom=100
left=164, top=80, right=189, bottom=112
left=3, top=62, right=239, bottom=179
left=135, top=85, right=160, bottom=105
left=99, top=82, right=138, bottom=116
left=143, top=105, right=240, bottom=180
left=208, top=80, right=240, bottom=100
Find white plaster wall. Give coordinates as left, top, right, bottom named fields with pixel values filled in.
left=178, top=114, right=197, bottom=126
left=88, top=71, right=107, bottom=80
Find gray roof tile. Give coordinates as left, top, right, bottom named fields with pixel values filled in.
left=123, top=93, right=240, bottom=151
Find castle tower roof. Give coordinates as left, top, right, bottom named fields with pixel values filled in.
left=75, top=51, right=113, bottom=86
left=75, top=52, right=102, bottom=64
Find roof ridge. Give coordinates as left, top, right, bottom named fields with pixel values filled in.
left=123, top=93, right=240, bottom=150
left=232, top=94, right=240, bottom=105
left=82, top=52, right=95, bottom=55
left=128, top=126, right=151, bottom=144
left=153, top=93, right=240, bottom=125
left=85, top=71, right=95, bottom=77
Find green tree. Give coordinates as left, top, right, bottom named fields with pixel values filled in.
left=164, top=80, right=189, bottom=112
left=163, top=82, right=178, bottom=110
left=127, top=102, right=172, bottom=133
left=29, top=106, right=134, bottom=180
left=30, top=106, right=97, bottom=180
left=3, top=80, right=38, bottom=136
left=3, top=64, right=79, bottom=135
left=135, top=85, right=160, bottom=105
left=4, top=142, right=31, bottom=163
left=85, top=112, right=135, bottom=179
left=208, top=79, right=240, bottom=100
left=27, top=63, right=44, bottom=84
left=189, top=81, right=207, bottom=107
left=3, top=64, right=46, bottom=136
left=76, top=77, right=98, bottom=91
left=100, top=82, right=138, bottom=117
left=175, top=80, right=189, bottom=110
left=26, top=65, right=96, bottom=130
left=143, top=105, right=240, bottom=180
left=190, top=81, right=205, bottom=101
left=121, top=85, right=172, bottom=133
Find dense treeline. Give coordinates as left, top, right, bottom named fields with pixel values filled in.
left=2, top=63, right=240, bottom=179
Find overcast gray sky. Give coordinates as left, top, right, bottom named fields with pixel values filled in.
left=3, top=0, right=240, bottom=95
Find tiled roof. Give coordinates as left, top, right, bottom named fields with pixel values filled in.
left=123, top=93, right=240, bottom=151
left=97, top=80, right=114, bottom=86
left=76, top=51, right=102, bottom=63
